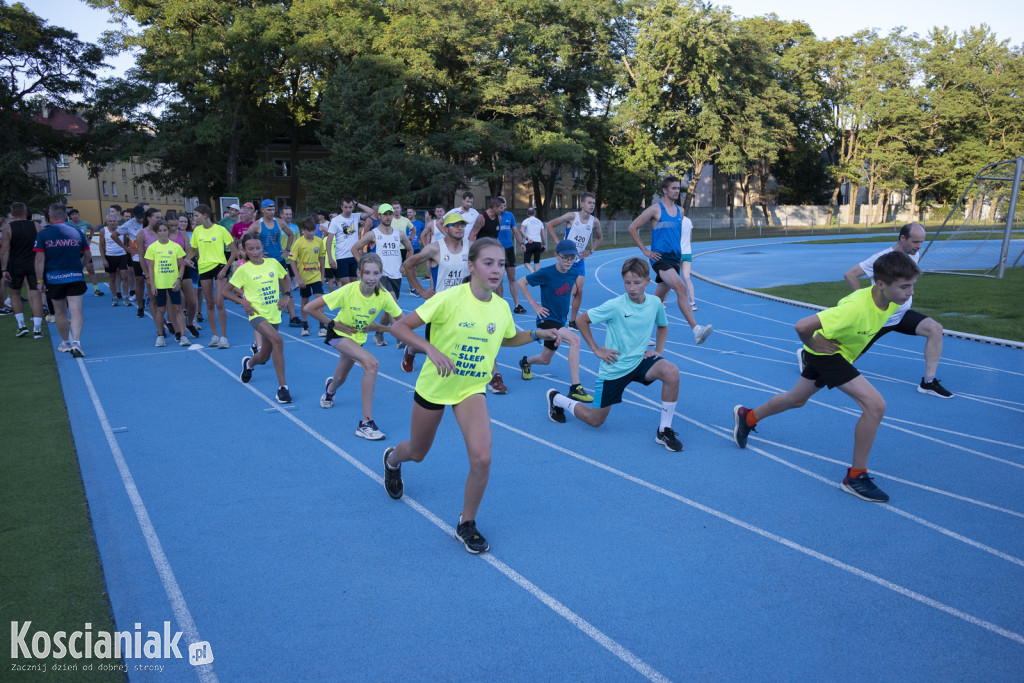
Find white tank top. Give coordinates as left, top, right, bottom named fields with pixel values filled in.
left=435, top=237, right=469, bottom=292
left=103, top=226, right=126, bottom=256
left=565, top=212, right=594, bottom=263
left=373, top=227, right=402, bottom=278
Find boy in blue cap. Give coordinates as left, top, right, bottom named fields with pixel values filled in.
left=516, top=239, right=593, bottom=402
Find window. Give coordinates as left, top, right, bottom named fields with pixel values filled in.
left=111, top=182, right=117, bottom=196
left=56, top=154, right=69, bottom=168
left=58, top=179, right=71, bottom=194
left=146, top=164, right=151, bottom=173
left=131, top=161, right=136, bottom=174
left=122, top=169, right=127, bottom=182
left=102, top=181, right=108, bottom=196
left=133, top=185, right=138, bottom=198
left=273, top=159, right=291, bottom=178
left=149, top=187, right=154, bottom=199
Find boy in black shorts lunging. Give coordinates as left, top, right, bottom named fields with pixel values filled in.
left=732, top=250, right=920, bottom=503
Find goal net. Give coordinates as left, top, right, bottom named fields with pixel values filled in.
left=919, top=156, right=1024, bottom=278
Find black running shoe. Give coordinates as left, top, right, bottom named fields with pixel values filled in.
left=250, top=341, right=259, bottom=356
left=840, top=472, right=889, bottom=503
left=165, top=321, right=176, bottom=335
left=187, top=324, right=201, bottom=338
left=546, top=389, right=566, bottom=424
left=568, top=319, right=579, bottom=330
left=918, top=377, right=953, bottom=399
left=732, top=405, right=755, bottom=449
left=655, top=427, right=683, bottom=452
left=455, top=517, right=489, bottom=554
left=383, top=447, right=403, bottom=499
left=15, top=326, right=28, bottom=337
left=513, top=304, right=526, bottom=314
left=276, top=386, right=292, bottom=404
left=196, top=313, right=205, bottom=323
left=240, top=356, right=254, bottom=383
left=136, top=308, right=144, bottom=318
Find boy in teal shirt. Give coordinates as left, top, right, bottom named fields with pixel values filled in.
left=546, top=257, right=683, bottom=452
left=732, top=250, right=920, bottom=503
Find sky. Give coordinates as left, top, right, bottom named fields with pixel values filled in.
left=21, top=0, right=1024, bottom=79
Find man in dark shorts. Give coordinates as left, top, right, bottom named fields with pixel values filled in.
left=34, top=203, right=90, bottom=356
left=1, top=202, right=45, bottom=337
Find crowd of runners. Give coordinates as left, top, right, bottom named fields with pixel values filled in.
left=1, top=176, right=957, bottom=553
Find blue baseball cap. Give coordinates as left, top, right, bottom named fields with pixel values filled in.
left=555, top=239, right=578, bottom=256
left=260, top=199, right=276, bottom=209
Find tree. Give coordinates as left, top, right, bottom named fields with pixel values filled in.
left=0, top=1, right=104, bottom=207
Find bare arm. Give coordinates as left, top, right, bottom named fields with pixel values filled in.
left=545, top=212, right=572, bottom=245
left=575, top=311, right=619, bottom=364
left=796, top=313, right=839, bottom=355
left=844, top=264, right=866, bottom=291
left=627, top=205, right=660, bottom=257
left=468, top=214, right=485, bottom=242
left=350, top=231, right=374, bottom=260
left=587, top=220, right=603, bottom=257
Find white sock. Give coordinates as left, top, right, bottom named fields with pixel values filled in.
left=32, top=317, right=42, bottom=331
left=660, top=401, right=676, bottom=430
left=15, top=313, right=24, bottom=326
left=553, top=393, right=579, bottom=420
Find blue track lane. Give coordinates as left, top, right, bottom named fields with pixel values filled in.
left=48, top=238, right=1024, bottom=681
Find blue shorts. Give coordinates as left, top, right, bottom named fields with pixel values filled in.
left=593, top=356, right=660, bottom=409
left=572, top=258, right=586, bottom=277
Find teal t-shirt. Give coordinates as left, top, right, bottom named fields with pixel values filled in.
left=586, top=293, right=667, bottom=380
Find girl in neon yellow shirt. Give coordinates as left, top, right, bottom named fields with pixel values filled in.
left=143, top=220, right=188, bottom=348
left=385, top=238, right=558, bottom=554
left=304, top=253, right=404, bottom=441
left=223, top=233, right=294, bottom=404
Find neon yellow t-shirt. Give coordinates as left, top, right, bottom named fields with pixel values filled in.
left=290, top=235, right=325, bottom=285
left=320, top=280, right=402, bottom=346
left=228, top=259, right=288, bottom=324
left=413, top=283, right=516, bottom=405
left=189, top=224, right=234, bottom=273
left=144, top=241, right=186, bottom=290
left=806, top=287, right=898, bottom=363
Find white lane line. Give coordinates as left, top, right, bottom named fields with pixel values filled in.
left=197, top=350, right=670, bottom=683
left=76, top=358, right=218, bottom=683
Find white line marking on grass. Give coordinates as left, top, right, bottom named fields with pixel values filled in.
left=491, top=417, right=1024, bottom=646
left=197, top=351, right=671, bottom=683
left=76, top=359, right=218, bottom=683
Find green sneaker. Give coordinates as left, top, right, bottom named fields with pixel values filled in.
left=519, top=355, right=532, bottom=380
left=569, top=384, right=593, bottom=403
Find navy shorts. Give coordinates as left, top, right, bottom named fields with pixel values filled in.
left=299, top=281, right=324, bottom=299
left=593, top=356, right=661, bottom=408
left=155, top=288, right=182, bottom=307
left=335, top=257, right=358, bottom=279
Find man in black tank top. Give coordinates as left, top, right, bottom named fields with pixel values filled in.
left=1, top=202, right=45, bottom=335
left=470, top=196, right=502, bottom=241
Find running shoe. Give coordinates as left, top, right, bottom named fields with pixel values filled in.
left=210, top=335, right=220, bottom=348
left=301, top=326, right=310, bottom=337
left=186, top=324, right=201, bottom=338
left=455, top=516, right=489, bottom=554
left=796, top=348, right=806, bottom=374
left=569, top=384, right=593, bottom=403
left=397, top=339, right=406, bottom=349
left=693, top=324, right=713, bottom=345
left=196, top=312, right=205, bottom=323
left=240, top=356, right=254, bottom=383
left=45, top=314, right=55, bottom=323
left=165, top=321, right=176, bottom=335
left=918, top=378, right=954, bottom=399
left=69, top=342, right=85, bottom=358
left=840, top=472, right=889, bottom=503
left=519, top=356, right=532, bottom=380
left=276, top=386, right=292, bottom=404
left=16, top=326, right=28, bottom=337
left=732, top=405, right=755, bottom=449
left=289, top=316, right=302, bottom=328
left=690, top=302, right=698, bottom=311
left=178, top=336, right=190, bottom=347
left=320, top=377, right=335, bottom=408
left=318, top=324, right=327, bottom=337
left=546, top=389, right=566, bottom=424
left=487, top=372, right=507, bottom=394
left=155, top=335, right=166, bottom=347
left=0, top=306, right=12, bottom=315
left=374, top=331, right=387, bottom=346
left=58, top=341, right=72, bottom=353
left=513, top=304, right=526, bottom=314
left=32, top=330, right=42, bottom=339
left=655, top=427, right=683, bottom=452
left=355, top=419, right=386, bottom=441
left=111, top=298, right=119, bottom=307
left=568, top=319, right=579, bottom=330
left=217, top=337, right=230, bottom=349
left=136, top=308, right=144, bottom=318
left=383, top=447, right=403, bottom=499
left=250, top=341, right=259, bottom=356
left=401, top=346, right=415, bottom=373
left=94, top=288, right=104, bottom=296
left=129, top=294, right=136, bottom=303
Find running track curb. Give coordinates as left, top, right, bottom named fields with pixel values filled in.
left=690, top=268, right=1024, bottom=351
